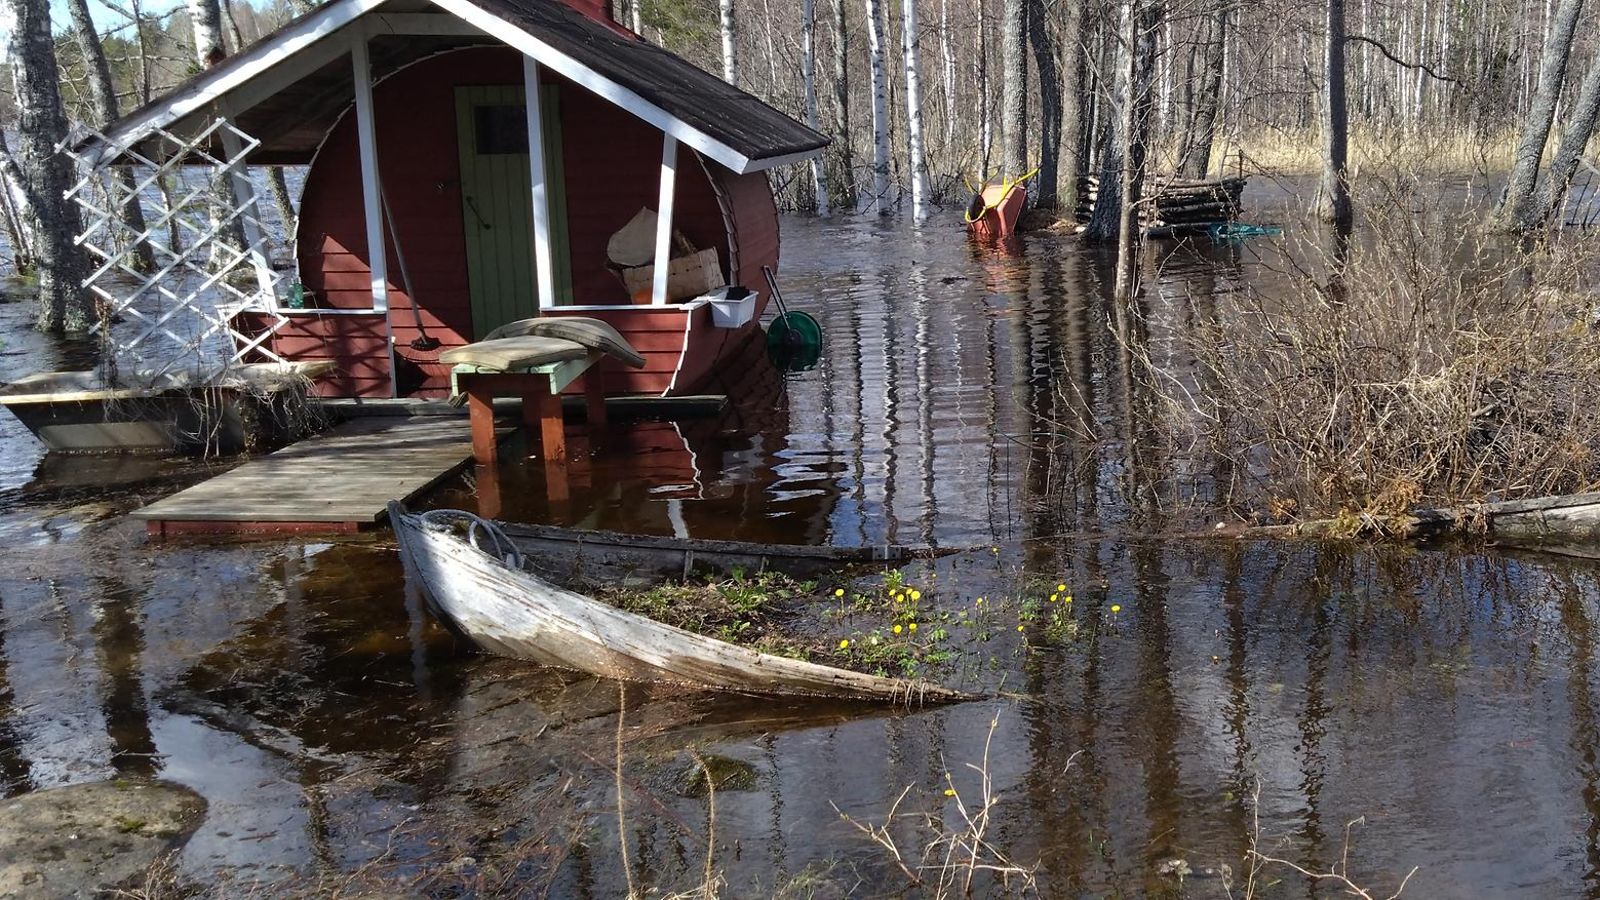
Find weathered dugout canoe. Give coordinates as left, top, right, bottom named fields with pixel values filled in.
left=390, top=504, right=973, bottom=703
left=496, top=520, right=947, bottom=583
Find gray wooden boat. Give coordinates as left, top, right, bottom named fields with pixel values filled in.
left=390, top=503, right=973, bottom=703
left=495, top=520, right=948, bottom=582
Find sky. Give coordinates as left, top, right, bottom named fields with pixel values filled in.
left=46, top=0, right=188, bottom=35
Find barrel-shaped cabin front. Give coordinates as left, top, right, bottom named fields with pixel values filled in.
left=77, top=0, right=826, bottom=402
left=283, top=46, right=778, bottom=398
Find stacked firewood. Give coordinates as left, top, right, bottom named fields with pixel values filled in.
left=1074, top=174, right=1247, bottom=234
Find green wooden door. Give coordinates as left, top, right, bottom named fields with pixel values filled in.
left=455, top=85, right=572, bottom=338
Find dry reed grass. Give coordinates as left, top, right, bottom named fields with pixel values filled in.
left=1133, top=167, right=1600, bottom=529
left=1214, top=125, right=1519, bottom=177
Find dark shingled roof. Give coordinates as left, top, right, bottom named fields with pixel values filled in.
left=79, top=0, right=827, bottom=170
left=469, top=0, right=827, bottom=163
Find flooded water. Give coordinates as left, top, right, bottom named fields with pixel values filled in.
left=3, top=195, right=1600, bottom=897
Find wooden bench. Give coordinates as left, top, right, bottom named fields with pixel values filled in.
left=443, top=320, right=647, bottom=496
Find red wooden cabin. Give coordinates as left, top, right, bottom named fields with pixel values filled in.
left=76, top=0, right=826, bottom=399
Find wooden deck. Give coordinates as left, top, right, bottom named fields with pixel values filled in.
left=134, top=417, right=479, bottom=536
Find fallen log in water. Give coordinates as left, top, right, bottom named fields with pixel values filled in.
left=1208, top=491, right=1600, bottom=555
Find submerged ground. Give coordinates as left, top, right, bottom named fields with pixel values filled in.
left=1, top=190, right=1597, bottom=897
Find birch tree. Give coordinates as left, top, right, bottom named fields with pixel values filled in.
left=185, top=0, right=225, bottom=65
left=902, top=0, right=931, bottom=222
left=803, top=0, right=830, bottom=215
left=830, top=0, right=856, bottom=209
left=1493, top=0, right=1583, bottom=231
left=720, top=0, right=738, bottom=84
left=5, top=0, right=90, bottom=332
left=65, top=0, right=157, bottom=272
left=865, top=0, right=892, bottom=213
left=1001, top=0, right=1028, bottom=178
left=1319, top=0, right=1351, bottom=227
left=0, top=131, right=34, bottom=273
left=1115, top=0, right=1162, bottom=301
left=221, top=0, right=298, bottom=247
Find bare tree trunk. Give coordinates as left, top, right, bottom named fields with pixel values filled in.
left=6, top=0, right=89, bottom=332
left=830, top=0, right=857, bottom=210
left=865, top=0, right=893, bottom=213
left=1176, top=1, right=1227, bottom=178
left=978, top=0, right=993, bottom=173
left=1085, top=1, right=1129, bottom=242
left=1319, top=0, right=1352, bottom=227
left=1115, top=0, right=1162, bottom=302
left=1001, top=0, right=1028, bottom=177
left=66, top=0, right=157, bottom=273
left=940, top=0, right=958, bottom=159
left=1533, top=53, right=1600, bottom=227
left=902, top=0, right=932, bottom=222
left=0, top=132, right=37, bottom=274
left=187, top=0, right=247, bottom=266
left=803, top=0, right=831, bottom=215
left=185, top=0, right=225, bottom=64
left=1494, top=0, right=1584, bottom=230
left=720, top=0, right=738, bottom=84
left=1059, top=0, right=1086, bottom=209
left=221, top=0, right=297, bottom=249
left=1028, top=0, right=1062, bottom=209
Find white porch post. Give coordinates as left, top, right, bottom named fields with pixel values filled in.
left=523, top=56, right=556, bottom=309
left=652, top=134, right=678, bottom=305
left=350, top=28, right=397, bottom=396
left=350, top=34, right=387, bottom=313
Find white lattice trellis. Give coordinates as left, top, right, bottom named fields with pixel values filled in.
left=61, top=118, right=288, bottom=385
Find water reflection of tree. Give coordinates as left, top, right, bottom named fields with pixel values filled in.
left=0, top=596, right=33, bottom=794
left=89, top=574, right=159, bottom=778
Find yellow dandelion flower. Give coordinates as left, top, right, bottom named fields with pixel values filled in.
left=1050, top=593, right=1059, bottom=602
left=975, top=597, right=985, bottom=605
left=1017, top=624, right=1025, bottom=632
left=943, top=788, right=956, bottom=797
left=839, top=639, right=850, bottom=649
left=910, top=589, right=921, bottom=601
left=893, top=624, right=903, bottom=634
left=908, top=622, right=917, bottom=632
left=1111, top=604, right=1122, bottom=614
left=1057, top=584, right=1067, bottom=592
left=834, top=588, right=845, bottom=598
left=1064, top=595, right=1073, bottom=604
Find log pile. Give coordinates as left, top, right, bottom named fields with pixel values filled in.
left=1074, top=174, right=1247, bottom=236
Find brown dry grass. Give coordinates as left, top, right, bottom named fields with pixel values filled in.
left=1133, top=169, right=1600, bottom=528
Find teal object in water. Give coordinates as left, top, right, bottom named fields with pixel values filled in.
left=286, top=281, right=308, bottom=309
left=1208, top=222, right=1284, bottom=242
left=767, top=311, right=822, bottom=372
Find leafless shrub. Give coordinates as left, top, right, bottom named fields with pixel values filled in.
left=1225, top=783, right=1417, bottom=900
left=833, top=708, right=1041, bottom=898
left=1133, top=169, right=1600, bottom=528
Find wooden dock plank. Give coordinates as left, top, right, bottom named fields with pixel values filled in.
left=133, top=417, right=479, bottom=528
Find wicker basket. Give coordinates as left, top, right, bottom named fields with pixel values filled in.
left=621, top=247, right=725, bottom=303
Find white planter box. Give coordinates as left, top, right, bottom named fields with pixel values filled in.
left=707, top=289, right=757, bottom=328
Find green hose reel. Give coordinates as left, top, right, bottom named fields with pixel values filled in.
left=762, top=266, right=822, bottom=373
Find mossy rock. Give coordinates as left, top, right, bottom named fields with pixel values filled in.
left=664, top=752, right=760, bottom=797
left=0, top=779, right=206, bottom=899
